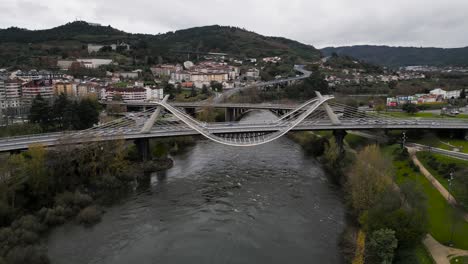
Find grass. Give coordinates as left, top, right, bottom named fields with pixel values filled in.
left=383, top=145, right=468, bottom=250
left=450, top=256, right=468, bottom=264
left=416, top=152, right=468, bottom=211
left=384, top=112, right=468, bottom=119
left=345, top=133, right=377, bottom=150
left=415, top=135, right=468, bottom=154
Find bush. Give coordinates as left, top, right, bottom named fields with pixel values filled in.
left=43, top=207, right=66, bottom=226
left=0, top=201, right=14, bottom=227
left=6, top=245, right=50, bottom=264
left=77, top=206, right=101, bottom=226
left=10, top=215, right=45, bottom=234
left=73, top=192, right=93, bottom=208
left=54, top=192, right=75, bottom=208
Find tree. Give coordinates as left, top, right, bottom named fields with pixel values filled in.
left=323, top=138, right=340, bottom=169
left=190, top=86, right=197, bottom=97
left=211, top=81, right=223, bottom=93
left=75, top=98, right=100, bottom=130
left=460, top=88, right=466, bottom=99
left=201, top=85, right=210, bottom=95
left=29, top=94, right=51, bottom=130
left=348, top=145, right=393, bottom=215
left=52, top=93, right=70, bottom=129
left=388, top=80, right=398, bottom=90
left=99, top=46, right=113, bottom=53
left=402, top=103, right=418, bottom=115
left=367, top=229, right=398, bottom=264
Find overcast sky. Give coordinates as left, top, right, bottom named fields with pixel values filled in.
left=1, top=0, right=468, bottom=49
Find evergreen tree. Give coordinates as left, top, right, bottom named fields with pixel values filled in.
left=75, top=99, right=100, bottom=130
left=460, top=88, right=466, bottom=99
left=29, top=94, right=51, bottom=130
left=52, top=93, right=70, bottom=129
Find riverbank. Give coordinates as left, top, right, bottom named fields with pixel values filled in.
left=0, top=138, right=183, bottom=264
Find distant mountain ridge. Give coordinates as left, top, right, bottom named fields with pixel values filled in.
left=0, top=21, right=321, bottom=67
left=321, top=45, right=468, bottom=68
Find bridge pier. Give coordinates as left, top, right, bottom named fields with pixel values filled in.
left=225, top=108, right=235, bottom=122
left=135, top=138, right=151, bottom=162
left=333, top=129, right=347, bottom=155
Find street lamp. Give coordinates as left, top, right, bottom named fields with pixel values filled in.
left=401, top=132, right=407, bottom=149
left=448, top=170, right=455, bottom=246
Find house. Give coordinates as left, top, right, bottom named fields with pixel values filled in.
left=262, top=57, right=282, bottom=63
left=245, top=68, right=260, bottom=80
left=113, top=72, right=139, bottom=79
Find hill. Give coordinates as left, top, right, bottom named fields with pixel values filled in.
left=321, top=45, right=468, bottom=68
left=0, top=21, right=321, bottom=67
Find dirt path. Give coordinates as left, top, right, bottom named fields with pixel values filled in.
left=423, top=235, right=468, bottom=264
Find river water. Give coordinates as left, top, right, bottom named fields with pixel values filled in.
left=46, top=111, right=346, bottom=264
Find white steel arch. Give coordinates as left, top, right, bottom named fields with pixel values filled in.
left=151, top=95, right=334, bottom=147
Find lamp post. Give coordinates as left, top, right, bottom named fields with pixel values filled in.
left=401, top=132, right=407, bottom=149
left=448, top=170, right=455, bottom=246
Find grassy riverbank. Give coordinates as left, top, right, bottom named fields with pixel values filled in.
left=416, top=151, right=468, bottom=210
left=384, top=145, right=468, bottom=250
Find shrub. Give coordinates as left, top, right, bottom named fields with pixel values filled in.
left=0, top=201, right=14, bottom=227
left=54, top=192, right=75, bottom=208
left=10, top=215, right=45, bottom=234
left=77, top=206, right=101, bottom=226
left=73, top=192, right=93, bottom=208
left=6, top=245, right=50, bottom=264
left=43, top=207, right=66, bottom=226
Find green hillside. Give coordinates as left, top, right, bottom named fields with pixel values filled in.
left=321, top=45, right=468, bottom=67
left=0, top=21, right=321, bottom=67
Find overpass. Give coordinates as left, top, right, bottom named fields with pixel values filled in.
left=1, top=92, right=467, bottom=156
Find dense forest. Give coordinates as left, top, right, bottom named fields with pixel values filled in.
left=321, top=45, right=468, bottom=67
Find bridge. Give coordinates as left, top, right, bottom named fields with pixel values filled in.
left=0, top=92, right=467, bottom=160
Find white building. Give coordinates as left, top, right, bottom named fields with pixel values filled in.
left=76, top=58, right=113, bottom=69
left=87, top=43, right=130, bottom=53
left=104, top=87, right=147, bottom=102
left=57, top=60, right=76, bottom=70
left=113, top=72, right=139, bottom=79
left=145, top=87, right=164, bottom=101
left=430, top=88, right=447, bottom=98
left=0, top=80, right=22, bottom=109
left=446, top=90, right=461, bottom=99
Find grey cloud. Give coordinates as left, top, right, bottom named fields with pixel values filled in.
left=1, top=0, right=468, bottom=48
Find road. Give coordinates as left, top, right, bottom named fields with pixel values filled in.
left=212, top=65, right=312, bottom=103
left=1, top=118, right=467, bottom=152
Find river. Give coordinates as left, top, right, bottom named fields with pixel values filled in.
left=46, top=111, right=346, bottom=264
